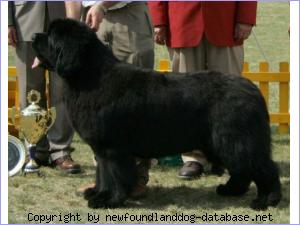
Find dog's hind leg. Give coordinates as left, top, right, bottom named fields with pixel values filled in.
left=85, top=152, right=137, bottom=208
left=212, top=138, right=252, bottom=197
left=216, top=172, right=251, bottom=196
left=251, top=160, right=281, bottom=210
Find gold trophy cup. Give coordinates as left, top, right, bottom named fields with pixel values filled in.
left=12, top=90, right=56, bottom=175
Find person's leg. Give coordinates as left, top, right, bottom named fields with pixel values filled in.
left=170, top=46, right=205, bottom=73
left=15, top=41, right=51, bottom=165
left=82, top=3, right=154, bottom=197
left=203, top=37, right=244, bottom=175
left=107, top=3, right=154, bottom=193
left=16, top=42, right=47, bottom=109
left=170, top=44, right=210, bottom=179
left=130, top=158, right=151, bottom=198
left=15, top=42, right=81, bottom=173
left=205, top=38, right=244, bottom=76
left=48, top=72, right=81, bottom=174
left=111, top=4, right=155, bottom=194
left=101, top=3, right=154, bottom=69
left=125, top=3, right=154, bottom=69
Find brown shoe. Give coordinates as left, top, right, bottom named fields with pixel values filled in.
left=130, top=159, right=151, bottom=198
left=53, top=155, right=81, bottom=174
left=130, top=183, right=147, bottom=199
left=178, top=161, right=204, bottom=179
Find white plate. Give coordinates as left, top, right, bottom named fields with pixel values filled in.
left=8, top=135, right=26, bottom=177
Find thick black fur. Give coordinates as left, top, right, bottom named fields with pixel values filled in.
left=32, top=19, right=281, bottom=210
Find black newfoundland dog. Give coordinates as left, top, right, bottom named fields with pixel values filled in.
left=32, top=19, right=281, bottom=210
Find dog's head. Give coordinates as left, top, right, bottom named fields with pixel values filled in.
left=32, top=18, right=102, bottom=79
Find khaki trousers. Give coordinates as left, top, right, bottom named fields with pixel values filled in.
left=169, top=38, right=244, bottom=164
left=15, top=42, right=74, bottom=160
left=83, top=3, right=154, bottom=168
left=96, top=2, right=154, bottom=69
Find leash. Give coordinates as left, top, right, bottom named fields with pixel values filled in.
left=251, top=29, right=272, bottom=69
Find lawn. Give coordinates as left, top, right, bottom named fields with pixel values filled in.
left=8, top=2, right=290, bottom=224
left=8, top=133, right=290, bottom=224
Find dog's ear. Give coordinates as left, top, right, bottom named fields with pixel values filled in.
left=55, top=45, right=82, bottom=77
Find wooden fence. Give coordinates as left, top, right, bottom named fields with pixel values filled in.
left=8, top=67, right=50, bottom=136
left=8, top=67, right=18, bottom=136
left=158, top=60, right=290, bottom=134
left=8, top=62, right=290, bottom=135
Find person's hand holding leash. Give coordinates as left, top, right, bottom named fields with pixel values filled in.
left=234, top=23, right=253, bottom=41
left=154, top=26, right=167, bottom=45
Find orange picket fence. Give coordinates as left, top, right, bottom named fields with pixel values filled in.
left=8, top=62, right=290, bottom=135
left=8, top=67, right=50, bottom=136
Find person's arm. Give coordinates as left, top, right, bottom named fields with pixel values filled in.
left=8, top=1, right=17, bottom=47
left=65, top=1, right=82, bottom=20
left=153, top=26, right=167, bottom=45
left=85, top=1, right=120, bottom=31
left=234, top=23, right=253, bottom=42
left=236, top=1, right=257, bottom=26
left=148, top=2, right=169, bottom=45
left=234, top=1, right=257, bottom=41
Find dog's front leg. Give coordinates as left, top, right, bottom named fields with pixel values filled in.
left=85, top=152, right=137, bottom=208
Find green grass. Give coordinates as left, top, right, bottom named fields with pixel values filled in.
left=8, top=2, right=290, bottom=224
left=8, top=134, right=290, bottom=224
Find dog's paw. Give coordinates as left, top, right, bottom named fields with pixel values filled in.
left=267, top=192, right=282, bottom=206
left=84, top=187, right=98, bottom=200
left=88, top=198, right=107, bottom=209
left=250, top=198, right=268, bottom=211
left=216, top=184, right=230, bottom=196
left=87, top=193, right=123, bottom=209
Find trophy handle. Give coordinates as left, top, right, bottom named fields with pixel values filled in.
left=11, top=107, right=20, bottom=130
left=46, top=107, right=56, bottom=132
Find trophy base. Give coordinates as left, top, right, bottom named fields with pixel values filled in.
left=23, top=160, right=42, bottom=176
left=24, top=167, right=40, bottom=173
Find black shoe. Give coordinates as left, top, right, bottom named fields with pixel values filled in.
left=34, top=151, right=51, bottom=166
left=178, top=161, right=204, bottom=179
